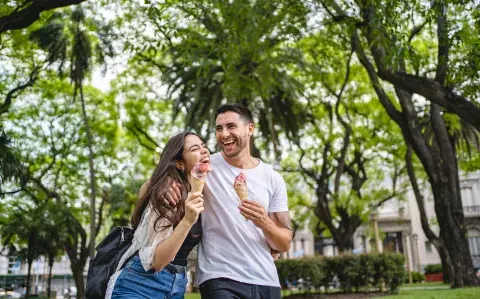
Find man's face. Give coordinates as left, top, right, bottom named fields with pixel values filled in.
left=215, top=111, right=253, bottom=157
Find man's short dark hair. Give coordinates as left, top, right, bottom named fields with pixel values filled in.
left=215, top=103, right=254, bottom=124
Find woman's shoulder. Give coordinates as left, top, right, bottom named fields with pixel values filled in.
left=139, top=179, right=151, bottom=198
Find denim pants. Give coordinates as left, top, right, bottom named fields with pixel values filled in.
left=111, top=255, right=187, bottom=299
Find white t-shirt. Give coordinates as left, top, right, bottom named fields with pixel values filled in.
left=195, top=153, right=289, bottom=287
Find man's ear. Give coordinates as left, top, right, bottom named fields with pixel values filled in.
left=247, top=122, right=254, bottom=137
left=175, top=161, right=185, bottom=171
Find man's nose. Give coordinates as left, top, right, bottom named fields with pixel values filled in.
left=220, top=128, right=230, bottom=138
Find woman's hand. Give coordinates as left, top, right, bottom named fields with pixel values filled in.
left=182, top=192, right=204, bottom=226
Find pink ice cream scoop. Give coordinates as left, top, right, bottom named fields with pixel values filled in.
left=191, top=162, right=212, bottom=180
left=190, top=162, right=212, bottom=193
left=233, top=172, right=248, bottom=200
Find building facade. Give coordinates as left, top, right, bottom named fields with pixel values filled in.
left=281, top=171, right=480, bottom=273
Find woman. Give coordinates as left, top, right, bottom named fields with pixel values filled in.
left=106, top=132, right=211, bottom=299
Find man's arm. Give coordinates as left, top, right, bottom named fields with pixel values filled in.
left=239, top=200, right=293, bottom=252
left=141, top=178, right=182, bottom=205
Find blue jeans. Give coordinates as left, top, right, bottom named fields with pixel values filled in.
left=111, top=255, right=188, bottom=299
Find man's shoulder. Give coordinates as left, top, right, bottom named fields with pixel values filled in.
left=258, top=162, right=285, bottom=184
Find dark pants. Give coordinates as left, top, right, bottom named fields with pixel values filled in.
left=199, top=278, right=281, bottom=299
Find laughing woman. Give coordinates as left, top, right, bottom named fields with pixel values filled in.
left=106, top=132, right=211, bottom=299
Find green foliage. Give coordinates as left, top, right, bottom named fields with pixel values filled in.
left=424, top=264, right=443, bottom=275
left=107, top=180, right=144, bottom=228
left=0, top=130, right=23, bottom=189
left=276, top=254, right=405, bottom=293
left=134, top=0, right=310, bottom=148
left=405, top=271, right=425, bottom=283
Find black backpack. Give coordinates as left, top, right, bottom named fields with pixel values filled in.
left=85, top=226, right=134, bottom=299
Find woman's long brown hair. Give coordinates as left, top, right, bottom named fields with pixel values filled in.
left=131, top=132, right=199, bottom=231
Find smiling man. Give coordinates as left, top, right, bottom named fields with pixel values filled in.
left=194, top=103, right=293, bottom=299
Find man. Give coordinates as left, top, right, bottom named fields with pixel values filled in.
left=166, top=104, right=292, bottom=298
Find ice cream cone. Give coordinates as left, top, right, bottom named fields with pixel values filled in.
left=234, top=187, right=248, bottom=201
left=234, top=172, right=249, bottom=220
left=190, top=161, right=211, bottom=193
left=191, top=177, right=206, bottom=193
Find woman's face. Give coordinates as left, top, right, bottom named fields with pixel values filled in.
left=181, top=134, right=210, bottom=174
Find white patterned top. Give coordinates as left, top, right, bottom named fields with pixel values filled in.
left=105, top=205, right=173, bottom=299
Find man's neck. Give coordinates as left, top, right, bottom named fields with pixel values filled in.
left=221, top=150, right=259, bottom=169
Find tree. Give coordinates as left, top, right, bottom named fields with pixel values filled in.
left=282, top=52, right=406, bottom=252
left=317, top=0, right=480, bottom=286
left=1, top=199, right=49, bottom=298
left=0, top=0, right=87, bottom=34
left=136, top=0, right=309, bottom=153
left=29, top=5, right=115, bottom=258
left=36, top=201, right=70, bottom=298
left=3, top=76, right=121, bottom=298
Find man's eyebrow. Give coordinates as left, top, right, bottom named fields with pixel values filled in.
left=216, top=121, right=238, bottom=129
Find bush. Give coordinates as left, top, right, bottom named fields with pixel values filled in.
left=405, top=271, right=425, bottom=283
left=276, top=253, right=405, bottom=294
left=424, top=263, right=442, bottom=275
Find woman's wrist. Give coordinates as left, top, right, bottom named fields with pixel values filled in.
left=179, top=217, right=195, bottom=228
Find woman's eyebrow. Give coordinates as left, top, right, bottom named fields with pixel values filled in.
left=188, top=144, right=200, bottom=150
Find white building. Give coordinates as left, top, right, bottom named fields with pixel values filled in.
left=282, top=171, right=480, bottom=273
left=0, top=253, right=77, bottom=296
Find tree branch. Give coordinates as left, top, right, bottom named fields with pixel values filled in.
left=405, top=145, right=439, bottom=242
left=0, top=66, right=40, bottom=115
left=434, top=0, right=449, bottom=84
left=376, top=70, right=480, bottom=131
left=0, top=0, right=87, bottom=34
left=125, top=124, right=158, bottom=152
left=95, top=187, right=108, bottom=238
left=350, top=31, right=404, bottom=125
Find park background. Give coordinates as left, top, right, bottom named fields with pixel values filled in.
left=1, top=0, right=480, bottom=298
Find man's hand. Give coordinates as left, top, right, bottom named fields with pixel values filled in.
left=161, top=177, right=182, bottom=206
left=238, top=200, right=273, bottom=230
left=271, top=249, right=281, bottom=260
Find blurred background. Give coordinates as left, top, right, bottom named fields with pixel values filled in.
left=1, top=0, right=480, bottom=298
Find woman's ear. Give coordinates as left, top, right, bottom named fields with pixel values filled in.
left=175, top=161, right=185, bottom=171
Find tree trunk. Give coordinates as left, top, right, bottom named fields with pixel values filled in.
left=47, top=254, right=54, bottom=298
left=431, top=183, right=478, bottom=287
left=437, top=244, right=452, bottom=284
left=25, top=259, right=33, bottom=299
left=405, top=146, right=453, bottom=284
left=71, top=264, right=85, bottom=299
left=79, top=84, right=97, bottom=258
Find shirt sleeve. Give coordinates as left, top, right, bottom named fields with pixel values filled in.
left=138, top=209, right=173, bottom=271
left=268, top=171, right=289, bottom=213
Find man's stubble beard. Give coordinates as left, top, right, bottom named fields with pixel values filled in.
left=220, top=134, right=249, bottom=158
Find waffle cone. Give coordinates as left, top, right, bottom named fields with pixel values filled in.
left=234, top=188, right=248, bottom=201
left=191, top=177, right=205, bottom=193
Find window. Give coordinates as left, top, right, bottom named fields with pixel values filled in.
left=425, top=241, right=432, bottom=253
left=468, top=236, right=480, bottom=256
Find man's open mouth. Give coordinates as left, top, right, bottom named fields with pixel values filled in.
left=223, top=139, right=236, bottom=151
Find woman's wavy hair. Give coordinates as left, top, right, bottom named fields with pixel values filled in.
left=131, top=132, right=199, bottom=231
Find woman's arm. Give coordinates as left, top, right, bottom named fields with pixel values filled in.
left=150, top=192, right=204, bottom=271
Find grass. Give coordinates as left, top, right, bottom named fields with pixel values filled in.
left=185, top=283, right=480, bottom=299
left=185, top=293, right=201, bottom=299
left=379, top=287, right=480, bottom=298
